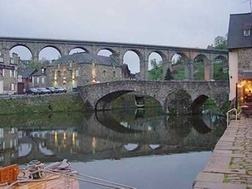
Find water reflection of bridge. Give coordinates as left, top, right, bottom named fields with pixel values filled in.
left=0, top=111, right=225, bottom=165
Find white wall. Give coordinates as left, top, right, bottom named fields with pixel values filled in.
left=228, top=51, right=238, bottom=101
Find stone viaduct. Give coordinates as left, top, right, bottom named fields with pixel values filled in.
left=78, top=80, right=229, bottom=114
left=0, top=37, right=228, bottom=80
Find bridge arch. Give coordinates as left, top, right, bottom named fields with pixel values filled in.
left=123, top=50, right=143, bottom=75
left=170, top=52, right=190, bottom=80
left=96, top=48, right=118, bottom=57
left=193, top=54, right=211, bottom=80
left=69, top=47, right=89, bottom=54
left=213, top=55, right=228, bottom=80
left=9, top=45, right=33, bottom=62
left=39, top=46, right=62, bottom=62
left=191, top=94, right=209, bottom=114
left=165, top=89, right=192, bottom=114
left=147, top=52, right=163, bottom=80
left=95, top=90, right=163, bottom=111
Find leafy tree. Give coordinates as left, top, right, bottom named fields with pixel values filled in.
left=214, top=36, right=227, bottom=49
left=148, top=59, right=163, bottom=80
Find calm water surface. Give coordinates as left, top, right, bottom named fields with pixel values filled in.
left=0, top=108, right=226, bottom=189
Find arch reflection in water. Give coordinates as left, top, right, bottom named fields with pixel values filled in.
left=0, top=110, right=225, bottom=166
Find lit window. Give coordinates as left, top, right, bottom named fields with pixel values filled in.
left=244, top=29, right=251, bottom=37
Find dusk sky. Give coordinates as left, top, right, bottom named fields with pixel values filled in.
left=0, top=0, right=250, bottom=72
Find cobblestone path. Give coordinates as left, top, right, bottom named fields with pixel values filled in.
left=193, top=117, right=252, bottom=189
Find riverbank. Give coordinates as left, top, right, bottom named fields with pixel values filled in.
left=0, top=93, right=85, bottom=114
left=193, top=116, right=252, bottom=189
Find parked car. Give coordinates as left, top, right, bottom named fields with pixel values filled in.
left=26, top=88, right=39, bottom=95
left=37, top=88, right=51, bottom=94
left=54, top=87, right=67, bottom=93
left=47, top=87, right=57, bottom=93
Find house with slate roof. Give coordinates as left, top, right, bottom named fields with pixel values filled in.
left=17, top=67, right=37, bottom=94
left=228, top=12, right=252, bottom=105
left=46, top=53, right=122, bottom=91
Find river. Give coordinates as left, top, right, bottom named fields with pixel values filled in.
left=0, top=108, right=226, bottom=189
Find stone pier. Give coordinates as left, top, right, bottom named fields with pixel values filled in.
left=193, top=117, right=252, bottom=189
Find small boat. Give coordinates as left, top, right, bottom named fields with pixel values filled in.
left=0, top=160, right=136, bottom=189
left=0, top=160, right=79, bottom=189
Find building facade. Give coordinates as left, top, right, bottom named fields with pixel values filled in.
left=17, top=67, right=37, bottom=94
left=228, top=13, right=252, bottom=105
left=46, top=53, right=122, bottom=91
left=0, top=52, right=18, bottom=94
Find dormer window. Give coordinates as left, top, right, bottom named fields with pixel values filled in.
left=244, top=29, right=251, bottom=37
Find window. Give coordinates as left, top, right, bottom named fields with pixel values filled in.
left=0, top=69, right=3, bottom=76
left=37, top=77, right=39, bottom=84
left=0, top=57, right=3, bottom=63
left=11, top=83, right=15, bottom=91
left=113, top=71, right=116, bottom=78
left=103, top=70, right=106, bottom=77
left=76, top=69, right=79, bottom=77
left=57, top=71, right=61, bottom=78
left=41, top=77, right=45, bottom=84
left=244, top=29, right=251, bottom=37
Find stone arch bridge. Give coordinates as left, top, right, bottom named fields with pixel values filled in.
left=0, top=37, right=228, bottom=80
left=78, top=80, right=229, bottom=114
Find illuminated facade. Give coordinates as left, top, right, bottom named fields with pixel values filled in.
left=227, top=13, right=252, bottom=106
left=47, top=53, right=122, bottom=91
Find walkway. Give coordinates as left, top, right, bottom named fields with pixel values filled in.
left=193, top=116, right=252, bottom=189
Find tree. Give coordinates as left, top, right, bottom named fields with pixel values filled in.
left=148, top=59, right=163, bottom=80
left=214, top=36, right=227, bottom=49
left=164, top=68, right=174, bottom=80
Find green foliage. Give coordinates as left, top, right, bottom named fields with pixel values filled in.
left=213, top=62, right=229, bottom=80
left=193, top=61, right=204, bottom=80
left=172, top=60, right=187, bottom=80
left=148, top=59, right=163, bottom=80
left=214, top=36, right=227, bottom=49
left=214, top=36, right=227, bottom=50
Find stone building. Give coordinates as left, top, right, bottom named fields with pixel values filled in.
left=0, top=52, right=18, bottom=94
left=17, top=67, right=37, bottom=94
left=31, top=67, right=47, bottom=88
left=46, top=53, right=122, bottom=91
left=228, top=13, right=252, bottom=105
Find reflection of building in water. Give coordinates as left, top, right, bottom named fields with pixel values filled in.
left=0, top=128, right=18, bottom=165
left=32, top=130, right=121, bottom=156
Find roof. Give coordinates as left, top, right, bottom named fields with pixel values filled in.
left=228, top=13, right=252, bottom=49
left=17, top=67, right=37, bottom=78
left=32, top=68, right=46, bottom=77
left=53, top=52, right=119, bottom=66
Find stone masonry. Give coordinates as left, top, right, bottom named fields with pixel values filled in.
left=193, top=116, right=252, bottom=189
left=78, top=80, right=229, bottom=113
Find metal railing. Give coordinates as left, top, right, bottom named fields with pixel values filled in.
left=226, top=108, right=240, bottom=127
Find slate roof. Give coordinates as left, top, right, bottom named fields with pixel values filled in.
left=32, top=68, right=46, bottom=77
left=227, top=13, right=252, bottom=49
left=53, top=52, right=119, bottom=66
left=17, top=67, right=37, bottom=78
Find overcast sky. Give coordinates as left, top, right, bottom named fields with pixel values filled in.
left=0, top=0, right=250, bottom=72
